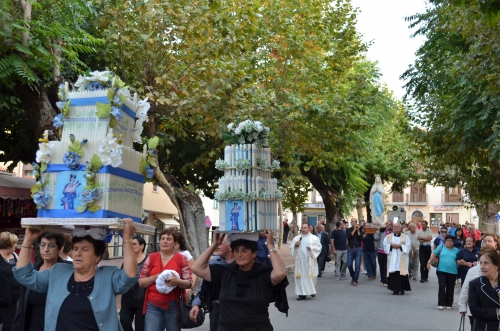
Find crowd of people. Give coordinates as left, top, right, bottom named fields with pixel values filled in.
left=0, top=223, right=288, bottom=331
left=286, top=217, right=500, bottom=330
left=1, top=217, right=498, bottom=331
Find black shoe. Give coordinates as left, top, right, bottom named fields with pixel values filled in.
left=392, top=291, right=399, bottom=295
left=425, top=279, right=429, bottom=282
left=311, top=294, right=315, bottom=297
left=401, top=291, right=405, bottom=295
left=318, top=274, right=322, bottom=277
left=297, top=295, right=306, bottom=301
left=420, top=280, right=425, bottom=283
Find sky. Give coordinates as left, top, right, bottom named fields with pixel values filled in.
left=350, top=0, right=428, bottom=99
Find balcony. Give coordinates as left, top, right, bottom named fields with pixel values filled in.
left=406, top=193, right=428, bottom=205
left=441, top=193, right=463, bottom=205
left=392, top=192, right=404, bottom=203
left=386, top=193, right=428, bottom=206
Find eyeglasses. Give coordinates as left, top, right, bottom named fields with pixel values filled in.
left=39, top=243, right=57, bottom=249
left=441, top=231, right=448, bottom=233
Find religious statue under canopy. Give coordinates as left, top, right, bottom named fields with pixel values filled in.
left=369, top=176, right=385, bottom=226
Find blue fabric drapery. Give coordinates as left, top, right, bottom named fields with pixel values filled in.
left=373, top=192, right=384, bottom=216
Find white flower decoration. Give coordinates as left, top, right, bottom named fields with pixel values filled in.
left=74, top=75, right=86, bottom=91
left=99, top=133, right=123, bottom=167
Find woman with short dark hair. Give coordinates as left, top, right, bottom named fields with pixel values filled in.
left=13, top=232, right=68, bottom=331
left=120, top=235, right=148, bottom=331
left=191, top=230, right=287, bottom=331
left=14, top=219, right=138, bottom=331
left=427, top=235, right=460, bottom=310
left=468, top=246, right=500, bottom=330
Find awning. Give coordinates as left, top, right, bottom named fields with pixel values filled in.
left=157, top=217, right=180, bottom=228
left=0, top=172, right=36, bottom=200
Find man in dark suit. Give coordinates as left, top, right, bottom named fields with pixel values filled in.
left=316, top=224, right=330, bottom=277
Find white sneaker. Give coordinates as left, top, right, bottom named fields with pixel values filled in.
left=361, top=270, right=367, bottom=274
left=438, top=306, right=444, bottom=310
left=335, top=277, right=340, bottom=281
left=446, top=307, right=452, bottom=310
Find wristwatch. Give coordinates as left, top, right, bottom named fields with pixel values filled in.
left=268, top=248, right=277, bottom=257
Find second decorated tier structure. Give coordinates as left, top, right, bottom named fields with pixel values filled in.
left=23, top=71, right=155, bottom=234
left=214, top=120, right=282, bottom=232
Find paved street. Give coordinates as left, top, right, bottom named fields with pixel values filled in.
left=103, top=243, right=465, bottom=331
left=194, top=260, right=464, bottom=331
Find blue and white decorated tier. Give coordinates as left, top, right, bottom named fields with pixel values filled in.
left=22, top=72, right=155, bottom=235
left=214, top=120, right=282, bottom=233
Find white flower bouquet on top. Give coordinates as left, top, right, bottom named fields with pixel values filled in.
left=223, top=120, right=270, bottom=147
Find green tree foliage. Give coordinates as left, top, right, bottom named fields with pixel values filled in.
left=402, top=0, right=500, bottom=205
left=0, top=0, right=101, bottom=164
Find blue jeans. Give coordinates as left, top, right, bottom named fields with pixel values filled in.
left=363, top=251, right=377, bottom=278
left=144, top=301, right=180, bottom=331
left=347, top=247, right=362, bottom=282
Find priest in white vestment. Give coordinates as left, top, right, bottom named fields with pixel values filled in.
left=383, top=222, right=412, bottom=295
left=290, top=223, right=322, bottom=300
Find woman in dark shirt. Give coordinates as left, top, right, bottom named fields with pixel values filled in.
left=192, top=230, right=287, bottom=331
left=0, top=269, right=11, bottom=331
left=456, top=236, right=479, bottom=286
left=13, top=232, right=67, bottom=331
left=454, top=229, right=465, bottom=249
left=120, top=236, right=148, bottom=331
left=0, top=231, right=19, bottom=331
left=362, top=231, right=377, bottom=280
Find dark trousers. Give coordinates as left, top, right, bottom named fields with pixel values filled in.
left=209, top=304, right=220, bottom=331
left=120, top=304, right=145, bottom=331
left=420, top=245, right=432, bottom=280
left=437, top=271, right=456, bottom=307
left=317, top=253, right=327, bottom=275
left=283, top=228, right=290, bottom=243
left=363, top=251, right=377, bottom=278
left=377, top=252, right=388, bottom=284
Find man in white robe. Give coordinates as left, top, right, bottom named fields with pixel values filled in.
left=383, top=222, right=412, bottom=295
left=290, top=223, right=322, bottom=300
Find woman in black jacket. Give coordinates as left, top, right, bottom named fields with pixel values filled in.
left=0, top=268, right=11, bottom=331
left=468, top=246, right=500, bottom=331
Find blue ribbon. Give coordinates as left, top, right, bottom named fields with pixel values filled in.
left=37, top=209, right=141, bottom=223
left=45, top=164, right=144, bottom=183
left=70, top=97, right=136, bottom=119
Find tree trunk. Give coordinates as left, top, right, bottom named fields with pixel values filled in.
left=300, top=166, right=342, bottom=235
left=364, top=190, right=372, bottom=224
left=292, top=212, right=298, bottom=237
left=148, top=109, right=208, bottom=259
left=20, top=0, right=32, bottom=47
left=356, top=198, right=364, bottom=222
left=476, top=203, right=500, bottom=234
left=175, top=189, right=208, bottom=259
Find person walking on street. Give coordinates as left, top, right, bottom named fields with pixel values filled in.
left=290, top=224, right=322, bottom=300
left=190, top=238, right=234, bottom=331
left=362, top=227, right=377, bottom=281
left=384, top=223, right=412, bottom=295
left=417, top=221, right=433, bottom=283
left=331, top=221, right=347, bottom=281
left=375, top=221, right=393, bottom=287
left=283, top=220, right=290, bottom=244
left=427, top=235, right=460, bottom=310
left=407, top=223, right=420, bottom=281
left=315, top=224, right=329, bottom=277
left=346, top=218, right=364, bottom=286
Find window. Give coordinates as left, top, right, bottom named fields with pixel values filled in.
left=152, top=185, right=159, bottom=193
left=23, top=170, right=33, bottom=177
left=430, top=213, right=442, bottom=227
left=213, top=200, right=219, bottom=210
